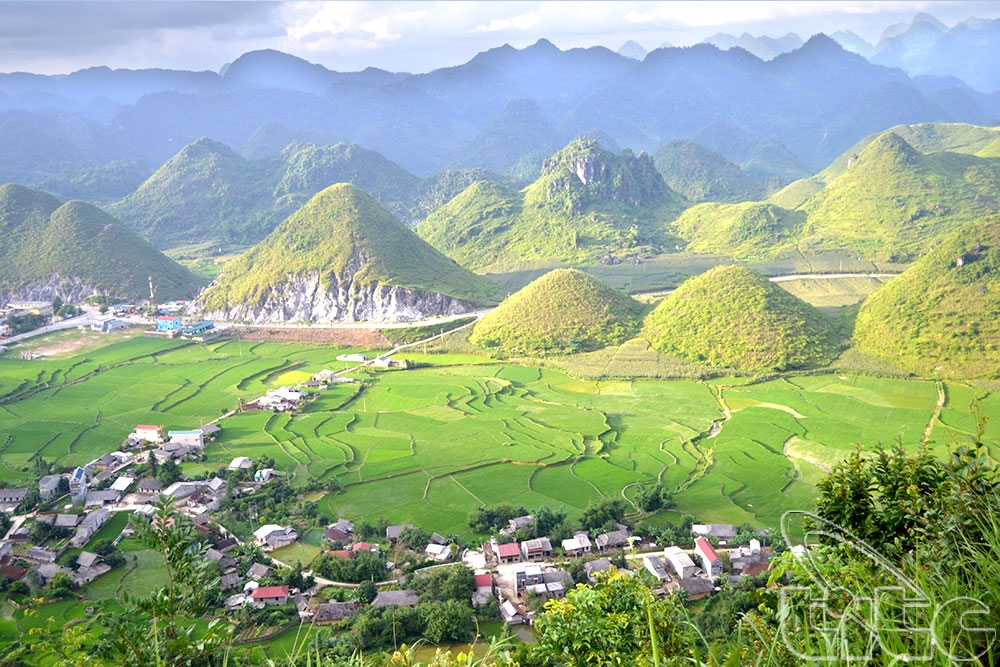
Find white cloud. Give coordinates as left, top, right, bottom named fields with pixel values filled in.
left=474, top=12, right=541, bottom=33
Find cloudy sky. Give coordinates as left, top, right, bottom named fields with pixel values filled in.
left=2, top=1, right=999, bottom=75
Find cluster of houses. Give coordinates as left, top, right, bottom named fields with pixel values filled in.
left=149, top=316, right=215, bottom=339
left=336, top=352, right=407, bottom=369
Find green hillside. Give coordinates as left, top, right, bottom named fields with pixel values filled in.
left=108, top=138, right=272, bottom=248
left=642, top=265, right=842, bottom=372
left=800, top=132, right=1000, bottom=261
left=652, top=139, right=766, bottom=203
left=197, top=183, right=497, bottom=311
left=820, top=123, right=1000, bottom=182
left=671, top=201, right=805, bottom=260
left=977, top=137, right=1000, bottom=158
left=853, top=218, right=1000, bottom=379
left=417, top=139, right=685, bottom=271
left=0, top=183, right=201, bottom=300
left=269, top=142, right=421, bottom=220
left=469, top=268, right=645, bottom=356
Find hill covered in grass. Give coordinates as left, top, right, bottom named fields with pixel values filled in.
left=853, top=218, right=1000, bottom=378
left=671, top=202, right=805, bottom=260
left=652, top=139, right=768, bottom=203
left=642, top=265, right=842, bottom=372
left=469, top=268, right=644, bottom=356
left=194, top=183, right=497, bottom=323
left=417, top=139, right=685, bottom=270
left=799, top=131, right=1000, bottom=261
left=0, top=183, right=201, bottom=301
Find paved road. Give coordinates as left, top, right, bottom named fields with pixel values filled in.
left=2, top=312, right=96, bottom=344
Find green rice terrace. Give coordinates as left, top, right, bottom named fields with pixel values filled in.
left=2, top=331, right=996, bottom=534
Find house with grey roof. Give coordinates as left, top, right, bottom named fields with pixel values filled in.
left=38, top=475, right=63, bottom=499
left=371, top=590, right=419, bottom=607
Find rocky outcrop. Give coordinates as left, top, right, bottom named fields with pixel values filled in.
left=191, top=270, right=477, bottom=324
left=0, top=274, right=104, bottom=304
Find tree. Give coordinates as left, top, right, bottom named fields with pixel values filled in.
left=156, top=460, right=182, bottom=487
left=580, top=498, right=626, bottom=533
left=398, top=526, right=430, bottom=550
left=51, top=296, right=63, bottom=313
left=102, top=498, right=231, bottom=666
left=419, top=600, right=475, bottom=644
left=47, top=571, right=75, bottom=599
left=532, top=568, right=693, bottom=665
left=356, top=579, right=378, bottom=604
left=635, top=484, right=674, bottom=512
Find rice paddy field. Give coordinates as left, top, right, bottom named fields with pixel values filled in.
left=1, top=329, right=996, bottom=534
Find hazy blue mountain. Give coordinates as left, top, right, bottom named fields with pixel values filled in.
left=702, top=32, right=804, bottom=60
left=829, top=30, right=875, bottom=58
left=617, top=40, right=647, bottom=61
left=872, top=14, right=1000, bottom=93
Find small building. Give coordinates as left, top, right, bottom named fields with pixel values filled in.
left=254, top=524, right=298, bottom=550
left=155, top=316, right=183, bottom=332
left=137, top=478, right=161, bottom=494
left=678, top=577, right=715, bottom=600
left=168, top=429, right=204, bottom=448
left=500, top=598, right=526, bottom=625
left=472, top=573, right=494, bottom=606
left=84, top=488, right=121, bottom=507
left=643, top=555, right=671, bottom=582
left=254, top=468, right=275, bottom=484
left=69, top=466, right=87, bottom=504
left=228, top=457, right=252, bottom=471
left=76, top=551, right=103, bottom=569
left=496, top=542, right=521, bottom=564
left=583, top=557, right=614, bottom=584
left=695, top=537, right=723, bottom=577
left=181, top=320, right=214, bottom=336
left=220, top=573, right=241, bottom=590
left=371, top=356, right=407, bottom=369
left=247, top=563, right=275, bottom=581
left=664, top=546, right=697, bottom=580
left=0, top=488, right=29, bottom=504
left=314, top=601, right=359, bottom=624
left=520, top=537, right=553, bottom=562
left=250, top=585, right=290, bottom=606
left=371, top=590, right=419, bottom=608
left=336, top=353, right=368, bottom=363
left=561, top=532, right=592, bottom=557
left=503, top=515, right=533, bottom=536
left=109, top=476, right=135, bottom=494
left=425, top=543, right=452, bottom=562
left=132, top=424, right=165, bottom=443
left=54, top=513, right=81, bottom=529
left=385, top=524, right=414, bottom=543
left=595, top=528, right=630, bottom=553
left=692, top=524, right=737, bottom=542
left=38, top=474, right=63, bottom=499
left=24, top=547, right=58, bottom=563
left=351, top=541, right=374, bottom=554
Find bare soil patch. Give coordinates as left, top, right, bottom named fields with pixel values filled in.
left=234, top=327, right=390, bottom=347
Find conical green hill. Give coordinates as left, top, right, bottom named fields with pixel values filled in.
left=642, top=265, right=841, bottom=372
left=197, top=183, right=497, bottom=312
left=0, top=183, right=201, bottom=300
left=469, top=268, right=644, bottom=356
left=800, top=131, right=1000, bottom=260
left=109, top=137, right=268, bottom=247
left=853, top=217, right=1000, bottom=378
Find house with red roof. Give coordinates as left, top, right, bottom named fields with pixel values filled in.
left=496, top=542, right=521, bottom=564
left=472, top=573, right=494, bottom=606
left=250, top=585, right=290, bottom=606
left=695, top=537, right=723, bottom=577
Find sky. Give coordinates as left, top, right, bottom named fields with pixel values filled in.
left=2, top=1, right=1000, bottom=75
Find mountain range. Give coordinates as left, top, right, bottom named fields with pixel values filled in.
left=2, top=21, right=999, bottom=195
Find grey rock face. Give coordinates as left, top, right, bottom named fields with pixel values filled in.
left=192, top=270, right=475, bottom=324
left=0, top=275, right=102, bottom=304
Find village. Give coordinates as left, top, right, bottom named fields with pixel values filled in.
left=0, top=367, right=777, bottom=640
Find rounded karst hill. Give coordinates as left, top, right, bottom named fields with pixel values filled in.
left=642, top=265, right=841, bottom=372
left=469, top=268, right=645, bottom=356
left=853, top=217, right=1000, bottom=378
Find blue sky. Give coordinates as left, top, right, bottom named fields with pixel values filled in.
left=2, top=1, right=999, bottom=75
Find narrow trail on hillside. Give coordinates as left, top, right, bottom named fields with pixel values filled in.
left=923, top=381, right=946, bottom=443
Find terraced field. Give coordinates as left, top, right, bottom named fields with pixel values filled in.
left=0, top=331, right=992, bottom=533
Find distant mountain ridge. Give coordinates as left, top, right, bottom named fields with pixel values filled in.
left=2, top=25, right=999, bottom=191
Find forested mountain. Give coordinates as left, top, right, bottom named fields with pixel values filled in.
left=417, top=139, right=684, bottom=270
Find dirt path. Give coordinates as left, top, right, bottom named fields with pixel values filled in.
left=923, top=381, right=946, bottom=443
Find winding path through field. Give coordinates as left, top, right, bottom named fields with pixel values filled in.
left=923, top=381, right=947, bottom=443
